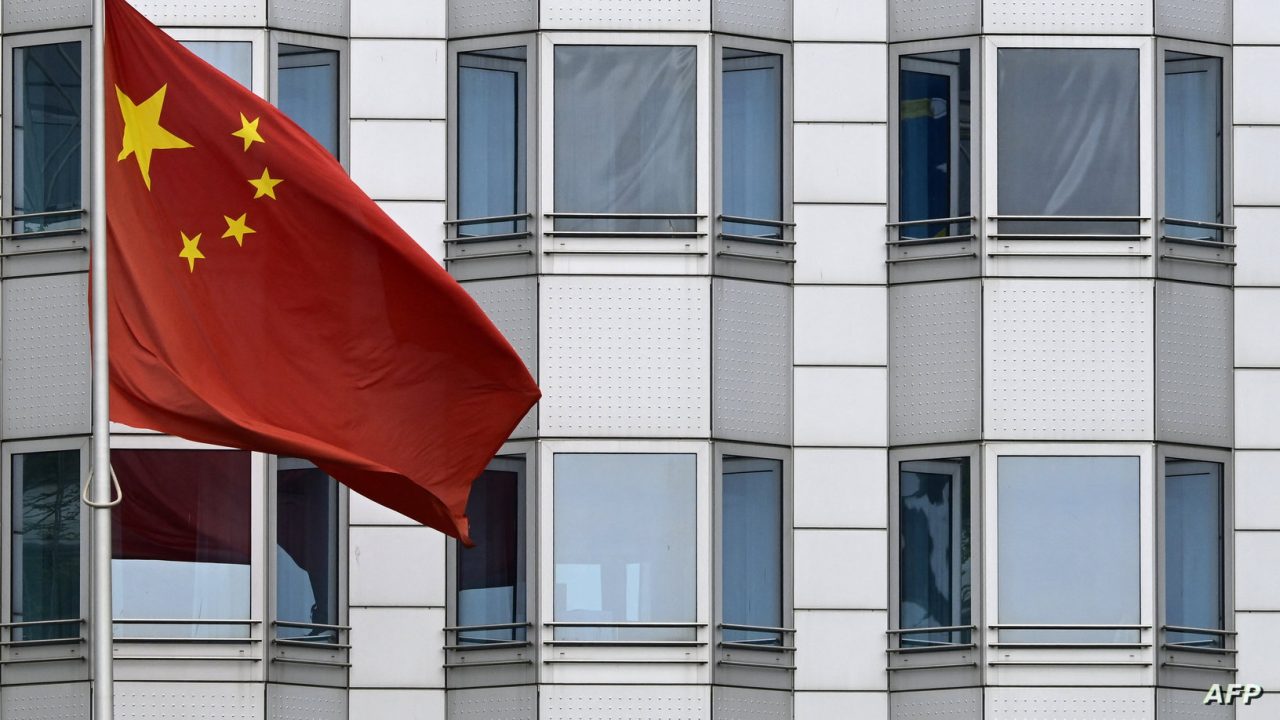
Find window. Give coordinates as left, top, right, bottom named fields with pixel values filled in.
left=1164, top=458, right=1224, bottom=648
left=181, top=41, right=252, bottom=89
left=553, top=46, right=696, bottom=232
left=997, top=456, right=1140, bottom=642
left=898, top=457, right=971, bottom=646
left=721, top=456, right=782, bottom=645
left=898, top=49, right=970, bottom=240
left=1163, top=52, right=1224, bottom=243
left=553, top=453, right=696, bottom=640
left=13, top=41, right=82, bottom=234
left=11, top=450, right=80, bottom=641
left=457, top=455, right=526, bottom=644
left=457, top=47, right=527, bottom=239
left=721, top=49, right=782, bottom=240
left=275, top=458, right=339, bottom=643
left=278, top=44, right=339, bottom=157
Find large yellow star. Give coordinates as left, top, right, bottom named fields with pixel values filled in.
left=249, top=168, right=283, bottom=200
left=178, top=231, right=204, bottom=273
left=116, top=84, right=193, bottom=190
left=222, top=213, right=256, bottom=246
left=232, top=113, right=264, bottom=152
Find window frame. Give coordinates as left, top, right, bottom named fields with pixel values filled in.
left=268, top=31, right=348, bottom=169
left=166, top=28, right=267, bottom=97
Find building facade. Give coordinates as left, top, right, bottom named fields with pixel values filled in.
left=0, top=0, right=1276, bottom=718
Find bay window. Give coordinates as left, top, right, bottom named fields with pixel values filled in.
left=456, top=455, right=527, bottom=644
left=898, top=457, right=971, bottom=647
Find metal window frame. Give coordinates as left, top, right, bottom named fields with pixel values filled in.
left=268, top=30, right=350, bottom=171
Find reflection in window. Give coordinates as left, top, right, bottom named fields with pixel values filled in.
left=12, top=451, right=80, bottom=641
left=14, top=42, right=81, bottom=234
left=458, top=47, right=527, bottom=239
left=997, top=456, right=1140, bottom=642
left=1165, top=53, right=1224, bottom=243
left=722, top=50, right=782, bottom=240
left=457, top=456, right=526, bottom=644
left=554, top=454, right=696, bottom=641
left=722, top=457, right=782, bottom=645
left=899, top=49, right=970, bottom=240
left=1165, top=459, right=1224, bottom=648
left=997, top=49, right=1139, bottom=235
left=180, top=41, right=252, bottom=89
left=279, top=44, right=339, bottom=157
left=112, top=450, right=252, bottom=638
left=554, top=46, right=696, bottom=232
left=276, top=458, right=339, bottom=643
left=899, top=458, right=970, bottom=647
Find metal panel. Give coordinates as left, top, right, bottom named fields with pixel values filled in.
left=115, top=682, right=265, bottom=719
left=448, top=0, right=536, bottom=37
left=793, top=610, right=886, bottom=691
left=1, top=682, right=91, bottom=720
left=986, top=687, right=1153, bottom=719
left=1156, top=281, right=1231, bottom=447
left=713, top=0, right=790, bottom=40
left=713, top=279, right=790, bottom=445
left=889, top=280, right=981, bottom=445
left=3, top=0, right=90, bottom=33
left=448, top=686, right=537, bottom=720
left=269, top=0, right=349, bottom=35
left=984, top=279, right=1153, bottom=440
left=889, top=0, right=980, bottom=42
left=463, top=277, right=538, bottom=438
left=540, top=276, right=710, bottom=438
left=3, top=274, right=91, bottom=439
left=983, top=0, right=1151, bottom=33
left=128, top=0, right=265, bottom=25
left=1157, top=0, right=1231, bottom=44
left=712, top=686, right=791, bottom=720
left=541, top=0, right=711, bottom=30
left=891, top=688, right=982, bottom=720
left=1156, top=689, right=1233, bottom=720
left=267, top=685, right=346, bottom=720
left=541, top=685, right=711, bottom=719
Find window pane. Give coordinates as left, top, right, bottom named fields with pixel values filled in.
left=899, top=457, right=970, bottom=647
left=112, top=450, right=252, bottom=638
left=279, top=44, right=339, bottom=157
left=276, top=458, right=339, bottom=642
left=1165, top=458, right=1224, bottom=648
left=899, top=49, right=970, bottom=240
left=457, top=456, right=526, bottom=644
left=181, top=41, right=252, bottom=89
left=553, top=454, right=696, bottom=641
left=12, top=451, right=80, bottom=641
left=997, top=456, right=1140, bottom=642
left=722, top=50, right=782, bottom=239
left=554, top=46, right=696, bottom=232
left=1165, top=52, right=1223, bottom=242
left=997, top=49, right=1139, bottom=235
left=14, top=42, right=81, bottom=234
left=722, top=456, right=782, bottom=645
left=458, top=47, right=527, bottom=238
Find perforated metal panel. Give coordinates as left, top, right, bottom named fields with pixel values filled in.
left=984, top=280, right=1153, bottom=440
left=464, top=277, right=538, bottom=438
left=267, top=685, right=346, bottom=720
left=541, top=685, right=710, bottom=719
left=712, top=686, right=791, bottom=720
left=891, top=688, right=982, bottom=720
left=986, top=687, right=1153, bottom=719
left=983, top=0, right=1151, bottom=33
left=269, top=0, right=348, bottom=35
left=1157, top=0, right=1231, bottom=43
left=541, top=0, right=710, bottom=30
left=448, top=0, right=536, bottom=37
left=3, top=0, right=90, bottom=33
left=1156, top=282, right=1231, bottom=447
left=129, top=0, right=264, bottom=25
left=448, top=686, right=537, bottom=720
left=889, top=0, right=980, bottom=42
left=713, top=279, right=790, bottom=445
left=540, top=276, right=710, bottom=438
left=116, top=682, right=265, bottom=719
left=1156, top=689, right=1233, bottom=720
left=1, top=682, right=91, bottom=720
left=713, top=0, right=789, bottom=40
left=3, top=274, right=91, bottom=439
left=889, top=280, right=981, bottom=445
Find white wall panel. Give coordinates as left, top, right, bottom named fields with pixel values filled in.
left=3, top=274, right=91, bottom=439
left=350, top=488, right=417, bottom=525
left=795, top=286, right=886, bottom=366
left=1, top=682, right=90, bottom=720
left=1156, top=689, right=1233, bottom=720
left=712, top=686, right=792, bottom=720
left=1236, top=612, right=1280, bottom=688
left=349, top=607, right=445, bottom=687
left=1234, top=127, right=1280, bottom=207
left=350, top=40, right=446, bottom=119
left=891, top=688, right=983, bottom=720
left=1237, top=288, right=1280, bottom=366
left=794, top=124, right=887, bottom=204
left=985, top=687, right=1152, bottom=719
left=983, top=0, right=1150, bottom=33
left=1234, top=208, right=1280, bottom=287
left=713, top=279, right=790, bottom=445
left=794, top=44, right=887, bottom=123
left=713, top=0, right=789, bottom=40
left=270, top=0, right=348, bottom=35
left=1235, top=370, right=1280, bottom=448
left=130, top=0, right=264, bottom=25
left=1157, top=281, right=1231, bottom=447
left=1157, top=0, right=1231, bottom=43
left=541, top=276, right=709, bottom=437
left=540, top=685, right=710, bottom=719
left=541, top=0, right=710, bottom=30
left=350, top=120, right=445, bottom=201
left=795, top=692, right=887, bottom=720
left=794, top=610, right=886, bottom=691
left=3, top=0, right=90, bottom=32
left=1235, top=0, right=1280, bottom=44
left=889, top=0, right=980, bottom=42
left=1234, top=48, right=1280, bottom=125
left=794, top=367, right=887, bottom=447
left=378, top=200, right=446, bottom=262
left=463, top=276, right=538, bottom=438
left=349, top=525, right=444, bottom=606
left=267, top=685, right=346, bottom=720
left=448, top=686, right=536, bottom=720
left=115, top=682, right=264, bottom=719
left=794, top=530, right=886, bottom=609
left=1235, top=452, right=1280, bottom=530
left=1239, top=695, right=1279, bottom=720
left=985, top=280, right=1153, bottom=440
left=795, top=0, right=886, bottom=41
left=793, top=204, right=887, bottom=285
left=794, top=448, right=887, bottom=529
left=353, top=0, right=446, bottom=37
left=351, top=690, right=445, bottom=720
left=1236, top=532, right=1280, bottom=610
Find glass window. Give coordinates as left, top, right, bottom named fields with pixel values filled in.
left=898, top=457, right=970, bottom=647
left=722, top=456, right=782, bottom=645
left=13, top=42, right=82, bottom=234
left=997, top=456, right=1140, bottom=642
left=1164, top=52, right=1224, bottom=242
left=278, top=44, right=339, bottom=157
left=457, top=456, right=526, bottom=644
left=11, top=450, right=80, bottom=641
left=722, top=50, right=782, bottom=240
left=111, top=450, right=252, bottom=638
left=899, top=49, right=970, bottom=240
left=181, top=41, right=252, bottom=89
left=276, top=458, right=339, bottom=642
left=553, top=453, right=696, bottom=641
left=997, top=49, right=1139, bottom=235
left=1165, top=458, right=1224, bottom=648
left=554, top=46, right=696, bottom=232
left=458, top=47, right=527, bottom=239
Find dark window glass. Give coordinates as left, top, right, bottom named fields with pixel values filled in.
left=722, top=50, right=782, bottom=240
left=14, top=42, right=82, bottom=234
left=279, top=44, right=339, bottom=157
left=899, top=49, right=970, bottom=240
left=899, top=457, right=970, bottom=647
left=181, top=41, right=252, bottom=89
left=722, top=456, right=782, bottom=646
left=276, top=458, right=339, bottom=642
left=12, top=450, right=80, bottom=641
left=458, top=47, right=527, bottom=238
left=1165, top=458, right=1224, bottom=648
left=1164, top=52, right=1224, bottom=242
left=457, top=456, right=526, bottom=644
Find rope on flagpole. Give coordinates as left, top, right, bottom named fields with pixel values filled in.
left=82, top=465, right=123, bottom=509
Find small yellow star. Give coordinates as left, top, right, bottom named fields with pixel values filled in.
left=222, top=213, right=256, bottom=246
left=178, top=231, right=204, bottom=273
left=249, top=168, right=283, bottom=200
left=232, top=113, right=264, bottom=152
left=116, top=84, right=193, bottom=190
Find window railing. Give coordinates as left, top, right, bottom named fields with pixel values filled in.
left=545, top=212, right=706, bottom=239
left=543, top=621, right=705, bottom=646
left=443, top=621, right=531, bottom=651
left=887, top=215, right=977, bottom=246
left=112, top=617, right=260, bottom=642
left=715, top=214, right=794, bottom=265
left=888, top=624, right=976, bottom=650
left=444, top=213, right=534, bottom=262
left=270, top=620, right=351, bottom=668
left=0, top=618, right=86, bottom=664
left=0, top=208, right=88, bottom=257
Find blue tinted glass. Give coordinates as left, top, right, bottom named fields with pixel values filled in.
left=722, top=457, right=782, bottom=645
left=180, top=41, right=252, bottom=89
left=1165, top=53, right=1223, bottom=241
left=12, top=451, right=80, bottom=641
left=457, top=457, right=526, bottom=644
left=898, top=50, right=969, bottom=240
left=15, top=42, right=82, bottom=233
left=458, top=47, right=526, bottom=237
left=1165, top=459, right=1224, bottom=647
left=722, top=51, right=781, bottom=239
left=276, top=459, right=339, bottom=642
left=279, top=44, right=339, bottom=157
left=899, top=458, right=970, bottom=647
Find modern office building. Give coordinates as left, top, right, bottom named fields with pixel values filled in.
left=0, top=0, right=1275, bottom=717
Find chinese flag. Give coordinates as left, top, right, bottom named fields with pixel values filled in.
left=103, top=0, right=539, bottom=543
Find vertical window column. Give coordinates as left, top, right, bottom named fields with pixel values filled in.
left=11, top=450, right=81, bottom=642
left=12, top=41, right=83, bottom=236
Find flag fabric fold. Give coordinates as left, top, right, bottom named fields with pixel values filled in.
left=102, top=0, right=540, bottom=543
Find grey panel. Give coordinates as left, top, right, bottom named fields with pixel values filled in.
left=712, top=686, right=791, bottom=720
left=449, top=0, right=536, bottom=37
left=986, top=687, right=1153, bottom=719
left=463, top=277, right=538, bottom=438
left=1, top=682, right=91, bottom=720
left=889, top=280, right=981, bottom=445
left=1157, top=0, right=1231, bottom=44
left=541, top=0, right=711, bottom=30
left=892, top=688, right=983, bottom=720
left=541, top=685, right=710, bottom=719
left=713, top=0, right=790, bottom=40
left=448, top=686, right=537, bottom=720
left=1156, top=688, right=1234, bottom=719
left=983, top=0, right=1151, bottom=33
left=1156, top=281, right=1232, bottom=448
left=3, top=274, right=91, bottom=439
left=129, top=0, right=265, bottom=26
left=3, top=0, right=90, bottom=33
left=269, top=0, right=348, bottom=35
left=713, top=279, right=790, bottom=445
left=115, top=682, right=265, bottom=719
left=267, top=685, right=346, bottom=720
left=890, top=0, right=980, bottom=42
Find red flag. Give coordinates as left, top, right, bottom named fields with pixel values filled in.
left=103, top=0, right=539, bottom=543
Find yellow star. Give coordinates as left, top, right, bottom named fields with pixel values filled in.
left=178, top=232, right=204, bottom=273
left=249, top=168, right=283, bottom=200
left=116, top=84, right=193, bottom=190
left=232, top=113, right=264, bottom=152
left=222, top=213, right=256, bottom=246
